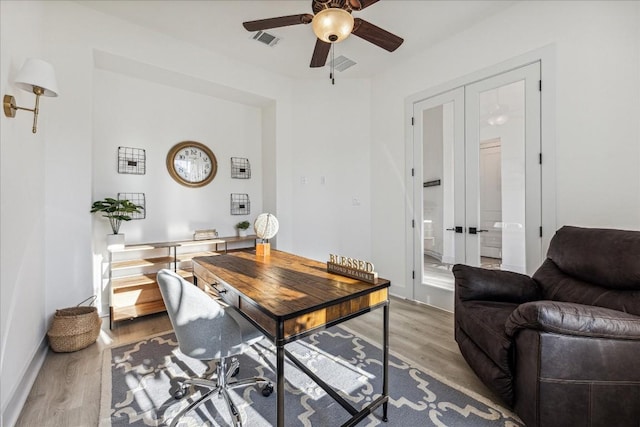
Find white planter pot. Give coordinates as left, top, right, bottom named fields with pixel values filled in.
left=107, top=234, right=125, bottom=251
left=238, top=229, right=248, bottom=237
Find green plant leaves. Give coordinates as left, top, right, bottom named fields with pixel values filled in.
left=90, top=198, right=143, bottom=234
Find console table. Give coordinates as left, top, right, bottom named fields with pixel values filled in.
left=108, top=235, right=257, bottom=328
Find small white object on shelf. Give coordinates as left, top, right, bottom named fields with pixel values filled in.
left=254, top=213, right=279, bottom=241
left=254, top=213, right=278, bottom=257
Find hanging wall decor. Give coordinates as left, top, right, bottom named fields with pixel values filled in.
left=118, top=147, right=146, bottom=175
left=231, top=157, right=251, bottom=179
left=118, top=192, right=146, bottom=219
left=230, top=193, right=250, bottom=215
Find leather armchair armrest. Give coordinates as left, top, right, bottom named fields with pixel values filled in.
left=505, top=301, right=640, bottom=340
left=453, top=264, right=541, bottom=303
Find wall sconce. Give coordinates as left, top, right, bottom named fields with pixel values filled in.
left=3, top=58, right=59, bottom=134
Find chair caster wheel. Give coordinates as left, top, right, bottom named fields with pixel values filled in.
left=261, top=382, right=274, bottom=397
left=174, top=385, right=188, bottom=400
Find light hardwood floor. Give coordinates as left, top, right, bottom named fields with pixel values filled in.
left=15, top=296, right=500, bottom=426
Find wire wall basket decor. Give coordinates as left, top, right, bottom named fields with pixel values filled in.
left=230, top=193, right=250, bottom=215
left=231, top=157, right=251, bottom=179
left=118, top=192, right=146, bottom=219
left=117, top=146, right=146, bottom=175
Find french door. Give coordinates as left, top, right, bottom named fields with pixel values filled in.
left=412, top=62, right=541, bottom=307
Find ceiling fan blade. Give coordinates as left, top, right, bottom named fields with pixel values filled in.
left=310, top=39, right=331, bottom=68
left=352, top=18, right=404, bottom=52
left=348, top=0, right=380, bottom=11
left=243, top=14, right=313, bottom=32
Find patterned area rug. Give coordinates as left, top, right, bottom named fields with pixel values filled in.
left=100, top=326, right=522, bottom=426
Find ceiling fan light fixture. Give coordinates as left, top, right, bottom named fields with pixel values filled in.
left=312, top=8, right=354, bottom=43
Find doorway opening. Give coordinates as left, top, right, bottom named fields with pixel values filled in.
left=412, top=62, right=541, bottom=309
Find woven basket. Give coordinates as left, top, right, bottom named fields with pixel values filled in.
left=47, top=297, right=102, bottom=353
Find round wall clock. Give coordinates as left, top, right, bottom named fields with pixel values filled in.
left=166, top=141, right=218, bottom=188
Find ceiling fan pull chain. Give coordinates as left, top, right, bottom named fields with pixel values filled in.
left=330, top=43, right=335, bottom=85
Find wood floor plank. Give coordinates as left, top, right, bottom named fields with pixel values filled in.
left=15, top=296, right=499, bottom=426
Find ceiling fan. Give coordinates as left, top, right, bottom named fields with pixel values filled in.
left=242, top=0, right=404, bottom=68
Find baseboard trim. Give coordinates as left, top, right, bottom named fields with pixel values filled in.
left=1, top=336, right=48, bottom=427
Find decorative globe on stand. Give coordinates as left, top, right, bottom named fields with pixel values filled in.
left=254, top=213, right=278, bottom=257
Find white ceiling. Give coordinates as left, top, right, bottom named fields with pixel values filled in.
left=76, top=0, right=515, bottom=80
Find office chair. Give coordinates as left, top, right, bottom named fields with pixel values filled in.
left=156, top=269, right=273, bottom=427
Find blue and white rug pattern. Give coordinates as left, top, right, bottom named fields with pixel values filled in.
left=100, top=326, right=523, bottom=426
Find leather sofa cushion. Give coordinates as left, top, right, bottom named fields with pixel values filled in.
left=456, top=300, right=518, bottom=376
left=534, top=259, right=640, bottom=315
left=506, top=300, right=640, bottom=339
left=547, top=226, right=640, bottom=290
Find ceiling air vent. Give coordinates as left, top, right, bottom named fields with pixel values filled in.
left=329, top=55, right=356, bottom=72
left=251, top=31, right=280, bottom=47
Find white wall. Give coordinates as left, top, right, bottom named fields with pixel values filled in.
left=371, top=1, right=640, bottom=299
left=0, top=2, right=49, bottom=425
left=92, top=69, right=263, bottom=241
left=91, top=69, right=264, bottom=311
left=290, top=79, right=372, bottom=263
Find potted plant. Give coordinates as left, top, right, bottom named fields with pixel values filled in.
left=235, top=220, right=251, bottom=237
left=90, top=197, right=142, bottom=249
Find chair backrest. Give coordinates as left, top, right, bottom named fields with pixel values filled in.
left=546, top=226, right=640, bottom=290
left=156, top=269, right=244, bottom=360
left=533, top=226, right=640, bottom=315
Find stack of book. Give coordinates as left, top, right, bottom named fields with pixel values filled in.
left=193, top=229, right=218, bottom=240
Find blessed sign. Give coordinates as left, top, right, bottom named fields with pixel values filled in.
left=326, top=254, right=378, bottom=284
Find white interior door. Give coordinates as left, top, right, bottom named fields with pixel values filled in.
left=412, top=88, right=464, bottom=307
left=465, top=62, right=541, bottom=274
left=412, top=62, right=542, bottom=309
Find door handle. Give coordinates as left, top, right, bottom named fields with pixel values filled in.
left=469, top=227, right=489, bottom=234
left=446, top=226, right=464, bottom=233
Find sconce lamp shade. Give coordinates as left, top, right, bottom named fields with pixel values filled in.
left=3, top=58, right=59, bottom=133
left=14, top=58, right=59, bottom=97
left=312, top=8, right=354, bottom=43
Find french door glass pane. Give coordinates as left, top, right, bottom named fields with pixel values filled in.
left=475, top=80, right=526, bottom=272
left=422, top=101, right=456, bottom=289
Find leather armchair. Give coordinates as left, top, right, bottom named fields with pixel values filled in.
left=453, top=226, right=640, bottom=426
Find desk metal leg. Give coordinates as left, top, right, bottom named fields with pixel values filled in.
left=276, top=343, right=285, bottom=427
left=383, top=302, right=389, bottom=422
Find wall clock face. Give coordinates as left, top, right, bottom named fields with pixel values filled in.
left=166, top=141, right=218, bottom=188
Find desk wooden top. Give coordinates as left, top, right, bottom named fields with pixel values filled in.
left=192, top=250, right=390, bottom=325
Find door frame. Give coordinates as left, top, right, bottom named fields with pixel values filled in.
left=404, top=45, right=556, bottom=309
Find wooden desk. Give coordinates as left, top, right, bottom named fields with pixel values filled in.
left=192, top=250, right=391, bottom=427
